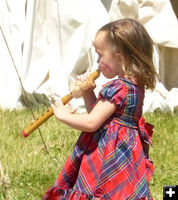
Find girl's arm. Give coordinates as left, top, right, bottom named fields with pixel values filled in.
left=81, top=89, right=97, bottom=113
left=73, top=71, right=97, bottom=113
left=52, top=98, right=116, bottom=132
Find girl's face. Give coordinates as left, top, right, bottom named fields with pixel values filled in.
left=94, top=31, right=124, bottom=79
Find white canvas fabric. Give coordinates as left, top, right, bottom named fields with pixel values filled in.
left=0, top=0, right=178, bottom=113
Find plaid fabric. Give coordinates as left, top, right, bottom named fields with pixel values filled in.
left=42, top=78, right=154, bottom=200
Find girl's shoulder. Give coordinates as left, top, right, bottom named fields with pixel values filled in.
left=98, top=78, right=143, bottom=107
left=102, top=78, right=125, bottom=89
left=99, top=78, right=141, bottom=99
left=99, top=79, right=128, bottom=101
left=102, top=78, right=136, bottom=89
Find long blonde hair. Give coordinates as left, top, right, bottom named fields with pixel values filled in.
left=99, top=18, right=158, bottom=90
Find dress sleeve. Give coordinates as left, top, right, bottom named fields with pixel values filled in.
left=98, top=80, right=127, bottom=108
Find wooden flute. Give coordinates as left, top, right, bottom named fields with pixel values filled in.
left=22, top=69, right=101, bottom=137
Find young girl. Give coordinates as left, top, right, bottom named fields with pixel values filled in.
left=42, top=18, right=157, bottom=200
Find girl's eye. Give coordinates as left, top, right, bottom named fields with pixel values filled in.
left=97, top=54, right=102, bottom=61
left=98, top=53, right=102, bottom=58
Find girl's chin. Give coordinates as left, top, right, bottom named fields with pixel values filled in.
left=101, top=72, right=117, bottom=79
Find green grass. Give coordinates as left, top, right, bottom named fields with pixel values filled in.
left=0, top=107, right=178, bottom=200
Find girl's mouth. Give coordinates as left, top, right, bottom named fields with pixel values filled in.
left=99, top=62, right=110, bottom=71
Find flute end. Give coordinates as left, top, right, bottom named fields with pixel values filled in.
left=22, top=130, right=28, bottom=137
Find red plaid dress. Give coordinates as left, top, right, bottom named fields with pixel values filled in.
left=42, top=78, right=154, bottom=200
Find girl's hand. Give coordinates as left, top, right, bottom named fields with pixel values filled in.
left=70, top=71, right=96, bottom=98
left=76, top=71, right=91, bottom=82
left=51, top=99, right=76, bottom=120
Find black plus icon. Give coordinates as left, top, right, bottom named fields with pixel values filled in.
left=163, top=185, right=178, bottom=200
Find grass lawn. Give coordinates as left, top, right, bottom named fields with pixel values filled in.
left=0, top=106, right=178, bottom=200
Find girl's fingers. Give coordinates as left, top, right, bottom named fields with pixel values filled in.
left=77, top=71, right=91, bottom=82
left=51, top=99, right=63, bottom=110
left=55, top=99, right=63, bottom=106
left=51, top=103, right=55, bottom=110
left=71, top=107, right=77, bottom=114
